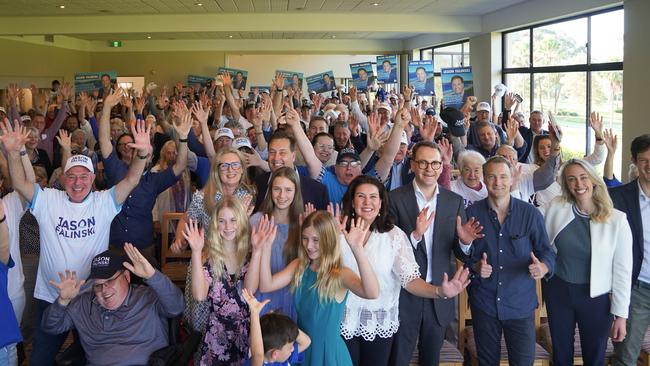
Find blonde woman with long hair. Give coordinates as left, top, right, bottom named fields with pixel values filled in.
left=541, top=158, right=632, bottom=365
left=183, top=196, right=275, bottom=365
left=258, top=210, right=379, bottom=366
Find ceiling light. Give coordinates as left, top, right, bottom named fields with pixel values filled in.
left=58, top=5, right=65, bottom=9
left=228, top=35, right=233, bottom=38
left=332, top=35, right=337, bottom=38
left=195, top=2, right=203, bottom=6
left=371, top=2, right=380, bottom=6
left=147, top=35, right=152, bottom=39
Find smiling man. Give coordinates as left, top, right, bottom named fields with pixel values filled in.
left=1, top=118, right=151, bottom=365
left=42, top=245, right=183, bottom=366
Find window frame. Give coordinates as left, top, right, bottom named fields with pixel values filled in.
left=501, top=6, right=624, bottom=154
left=419, top=39, right=471, bottom=78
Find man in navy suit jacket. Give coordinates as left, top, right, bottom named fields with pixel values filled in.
left=611, top=134, right=650, bottom=365
left=253, top=130, right=329, bottom=211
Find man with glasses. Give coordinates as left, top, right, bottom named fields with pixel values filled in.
left=1, top=117, right=152, bottom=365
left=388, top=140, right=473, bottom=365
left=43, top=245, right=184, bottom=366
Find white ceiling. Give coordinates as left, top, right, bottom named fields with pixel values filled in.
left=69, top=31, right=421, bottom=41
left=0, top=0, right=527, bottom=16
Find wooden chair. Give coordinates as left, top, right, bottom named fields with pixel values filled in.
left=160, top=212, right=190, bottom=289
left=458, top=271, right=550, bottom=366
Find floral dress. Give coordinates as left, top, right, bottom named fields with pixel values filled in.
left=200, top=261, right=250, bottom=366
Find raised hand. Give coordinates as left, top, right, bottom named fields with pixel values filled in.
left=366, top=127, right=389, bottom=152
left=56, top=129, right=72, bottom=152
left=121, top=95, right=133, bottom=109
left=477, top=252, right=492, bottom=278
left=174, top=109, right=193, bottom=139
left=135, top=96, right=146, bottom=114
left=273, top=73, right=285, bottom=90
left=242, top=288, right=270, bottom=316
left=439, top=267, right=471, bottom=298
left=505, top=116, right=519, bottom=145
left=222, top=71, right=232, bottom=87
left=420, top=117, right=437, bottom=142
left=190, top=101, right=210, bottom=125
left=590, top=111, right=604, bottom=137
left=0, top=118, right=29, bottom=152
left=285, top=107, right=301, bottom=127
left=456, top=216, right=484, bottom=245
left=327, top=203, right=348, bottom=231
left=128, top=119, right=153, bottom=155
left=342, top=217, right=370, bottom=251
left=603, top=128, right=617, bottom=153
left=409, top=107, right=422, bottom=128
left=60, top=82, right=72, bottom=101
left=104, top=88, right=123, bottom=109
left=242, top=193, right=255, bottom=216
left=299, top=203, right=317, bottom=226
left=439, top=137, right=453, bottom=165
left=528, top=252, right=548, bottom=280
left=182, top=219, right=205, bottom=252
left=349, top=86, right=358, bottom=100
left=395, top=107, right=411, bottom=125
left=122, top=242, right=155, bottom=279
left=251, top=215, right=277, bottom=252
left=413, top=206, right=435, bottom=242
left=401, top=85, right=413, bottom=102
left=504, top=92, right=516, bottom=110
left=49, top=269, right=86, bottom=306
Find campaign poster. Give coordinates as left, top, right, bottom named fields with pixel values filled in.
left=408, top=60, right=435, bottom=96
left=441, top=67, right=474, bottom=109
left=275, top=70, right=304, bottom=93
left=376, top=55, right=398, bottom=84
left=74, top=71, right=117, bottom=95
left=218, top=67, right=248, bottom=90
left=350, top=62, right=373, bottom=91
left=306, top=71, right=336, bottom=94
left=187, top=75, right=213, bottom=88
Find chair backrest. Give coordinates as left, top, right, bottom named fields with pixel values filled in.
left=161, top=212, right=190, bottom=267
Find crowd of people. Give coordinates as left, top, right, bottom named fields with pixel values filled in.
left=0, top=72, right=648, bottom=366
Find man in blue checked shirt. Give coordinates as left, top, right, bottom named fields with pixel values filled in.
left=457, top=156, right=555, bottom=365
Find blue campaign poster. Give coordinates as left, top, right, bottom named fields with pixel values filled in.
left=350, top=62, right=373, bottom=91
left=441, top=67, right=474, bottom=109
left=306, top=71, right=336, bottom=93
left=218, top=67, right=248, bottom=90
left=74, top=71, right=117, bottom=95
left=408, top=60, right=435, bottom=95
left=376, top=55, right=398, bottom=83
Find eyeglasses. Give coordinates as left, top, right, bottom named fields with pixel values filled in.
left=64, top=173, right=92, bottom=182
left=93, top=271, right=124, bottom=292
left=316, top=144, right=334, bottom=151
left=337, top=161, right=361, bottom=168
left=415, top=160, right=442, bottom=170
left=218, top=162, right=243, bottom=171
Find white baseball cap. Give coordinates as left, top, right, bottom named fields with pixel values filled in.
left=477, top=102, right=491, bottom=113
left=400, top=130, right=409, bottom=145
left=378, top=102, right=392, bottom=115
left=64, top=155, right=94, bottom=174
left=233, top=137, right=253, bottom=150
left=214, top=128, right=234, bottom=140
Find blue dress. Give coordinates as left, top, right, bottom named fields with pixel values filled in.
left=251, top=213, right=297, bottom=320
left=294, top=267, right=351, bottom=366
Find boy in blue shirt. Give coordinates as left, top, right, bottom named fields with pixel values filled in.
left=243, top=289, right=310, bottom=366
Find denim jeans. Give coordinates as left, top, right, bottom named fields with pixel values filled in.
left=0, top=343, right=18, bottom=366
left=29, top=299, right=67, bottom=366
left=471, top=306, right=536, bottom=366
left=612, top=282, right=650, bottom=366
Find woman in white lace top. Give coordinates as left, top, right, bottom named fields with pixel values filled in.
left=338, top=176, right=470, bottom=366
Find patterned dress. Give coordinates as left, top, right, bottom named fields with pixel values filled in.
left=200, top=261, right=250, bottom=366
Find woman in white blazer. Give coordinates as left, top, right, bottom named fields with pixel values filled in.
left=541, top=158, right=632, bottom=366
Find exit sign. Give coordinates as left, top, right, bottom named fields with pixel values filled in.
left=109, top=41, right=122, bottom=48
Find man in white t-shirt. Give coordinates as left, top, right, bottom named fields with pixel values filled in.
left=1, top=118, right=152, bottom=366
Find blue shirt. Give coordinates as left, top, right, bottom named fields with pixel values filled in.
left=103, top=151, right=180, bottom=248
left=464, top=197, right=555, bottom=320
left=1, top=256, right=22, bottom=348
left=243, top=343, right=304, bottom=366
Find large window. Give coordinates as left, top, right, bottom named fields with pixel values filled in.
left=420, top=40, right=470, bottom=101
left=503, top=7, right=623, bottom=176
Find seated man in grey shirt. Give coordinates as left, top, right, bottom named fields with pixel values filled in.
left=43, top=244, right=184, bottom=366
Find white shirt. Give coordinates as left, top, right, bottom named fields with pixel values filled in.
left=511, top=162, right=537, bottom=203
left=409, top=180, right=439, bottom=282
left=4, top=192, right=26, bottom=301
left=340, top=227, right=420, bottom=341
left=450, top=178, right=487, bottom=208
left=636, top=182, right=650, bottom=283
left=30, top=185, right=122, bottom=303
